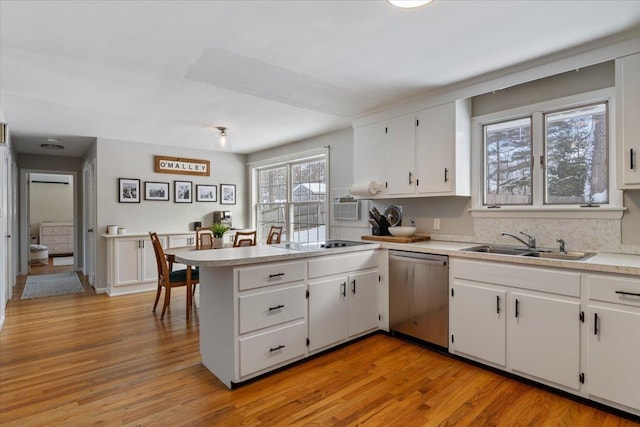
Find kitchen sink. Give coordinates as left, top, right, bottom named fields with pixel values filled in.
left=461, top=245, right=534, bottom=255
left=523, top=251, right=595, bottom=261
left=462, top=244, right=595, bottom=261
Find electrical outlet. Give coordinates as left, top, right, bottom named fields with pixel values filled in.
left=433, top=218, right=441, bottom=230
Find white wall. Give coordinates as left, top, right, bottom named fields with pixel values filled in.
left=94, top=138, right=248, bottom=292
left=29, top=178, right=74, bottom=239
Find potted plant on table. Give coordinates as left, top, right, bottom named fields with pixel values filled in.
left=210, top=223, right=230, bottom=249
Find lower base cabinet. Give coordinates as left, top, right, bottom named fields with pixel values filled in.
left=587, top=273, right=640, bottom=413
left=307, top=268, right=380, bottom=352
left=450, top=281, right=506, bottom=367
left=450, top=258, right=640, bottom=417
left=510, top=292, right=581, bottom=390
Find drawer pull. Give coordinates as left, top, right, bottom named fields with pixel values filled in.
left=351, top=279, right=356, bottom=294
left=496, top=295, right=500, bottom=314
left=615, top=290, right=640, bottom=297
left=269, top=273, right=285, bottom=279
left=268, top=304, right=284, bottom=311
left=515, top=299, right=519, bottom=318
left=341, top=282, right=346, bottom=297
left=594, top=312, right=599, bottom=335
left=269, top=344, right=285, bottom=352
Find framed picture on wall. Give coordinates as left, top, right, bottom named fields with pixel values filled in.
left=144, top=181, right=169, bottom=201
left=220, top=184, right=236, bottom=205
left=174, top=180, right=193, bottom=203
left=119, top=178, right=140, bottom=203
left=196, top=184, right=217, bottom=202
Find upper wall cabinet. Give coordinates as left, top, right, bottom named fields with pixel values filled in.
left=616, top=52, right=640, bottom=189
left=353, top=100, right=471, bottom=199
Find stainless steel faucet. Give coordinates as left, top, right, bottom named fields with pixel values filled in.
left=501, top=231, right=536, bottom=249
left=556, top=238, right=566, bottom=253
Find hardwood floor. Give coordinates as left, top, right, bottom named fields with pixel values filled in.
left=1, top=275, right=638, bottom=426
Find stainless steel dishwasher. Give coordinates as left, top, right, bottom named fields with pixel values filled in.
left=389, top=250, right=449, bottom=348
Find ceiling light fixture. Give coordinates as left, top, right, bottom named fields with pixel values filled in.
left=40, top=143, right=64, bottom=150
left=41, top=138, right=64, bottom=150
left=216, top=126, right=229, bottom=149
left=387, top=0, right=433, bottom=8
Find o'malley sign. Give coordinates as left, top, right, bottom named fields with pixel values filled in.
left=154, top=156, right=210, bottom=176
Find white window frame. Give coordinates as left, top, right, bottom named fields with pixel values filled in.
left=471, top=88, right=624, bottom=219
left=249, top=147, right=330, bottom=242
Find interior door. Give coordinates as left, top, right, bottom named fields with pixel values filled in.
left=83, top=160, right=97, bottom=286
left=1, top=149, right=7, bottom=308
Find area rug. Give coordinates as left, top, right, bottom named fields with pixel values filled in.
left=53, top=256, right=74, bottom=266
left=21, top=272, right=84, bottom=299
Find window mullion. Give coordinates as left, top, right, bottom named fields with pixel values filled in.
left=532, top=112, right=544, bottom=206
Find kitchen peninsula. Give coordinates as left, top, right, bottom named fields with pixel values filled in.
left=174, top=241, right=386, bottom=388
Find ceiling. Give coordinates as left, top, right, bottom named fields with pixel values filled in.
left=1, top=1, right=640, bottom=157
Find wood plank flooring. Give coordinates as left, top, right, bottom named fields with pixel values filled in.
left=1, top=272, right=638, bottom=426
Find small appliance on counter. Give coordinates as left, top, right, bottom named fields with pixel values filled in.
left=368, top=206, right=391, bottom=236
left=213, top=210, right=232, bottom=228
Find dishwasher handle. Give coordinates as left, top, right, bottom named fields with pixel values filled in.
left=389, top=254, right=447, bottom=266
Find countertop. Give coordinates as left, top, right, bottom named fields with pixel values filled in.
left=172, top=242, right=381, bottom=267
left=375, top=240, right=640, bottom=276
left=172, top=238, right=639, bottom=276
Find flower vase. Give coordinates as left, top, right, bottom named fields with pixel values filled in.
left=213, top=237, right=224, bottom=249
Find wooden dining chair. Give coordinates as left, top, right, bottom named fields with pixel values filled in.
left=266, top=226, right=283, bottom=244
left=233, top=231, right=257, bottom=247
left=149, top=232, right=199, bottom=320
left=195, top=226, right=214, bottom=250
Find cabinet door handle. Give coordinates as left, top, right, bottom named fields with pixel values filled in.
left=496, top=295, right=500, bottom=314
left=268, top=304, right=284, bottom=311
left=341, top=282, right=346, bottom=297
left=408, top=171, right=413, bottom=185
left=269, top=273, right=285, bottom=279
left=269, top=344, right=285, bottom=352
left=616, top=290, right=640, bottom=297
left=515, top=298, right=519, bottom=318
left=351, top=279, right=356, bottom=294
left=631, top=148, right=635, bottom=170
left=444, top=168, right=449, bottom=183
left=594, top=312, right=599, bottom=335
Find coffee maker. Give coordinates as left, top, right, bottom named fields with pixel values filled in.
left=213, top=210, right=232, bottom=228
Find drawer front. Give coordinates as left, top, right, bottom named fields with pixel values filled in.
left=48, top=244, right=72, bottom=254
left=450, top=259, right=581, bottom=297
left=42, top=226, right=72, bottom=236
left=237, top=261, right=306, bottom=291
left=42, top=235, right=70, bottom=245
left=239, top=321, right=307, bottom=377
left=239, top=284, right=306, bottom=334
left=308, top=250, right=379, bottom=279
left=588, top=274, right=640, bottom=307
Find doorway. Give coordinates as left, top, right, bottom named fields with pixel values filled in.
left=28, top=173, right=75, bottom=276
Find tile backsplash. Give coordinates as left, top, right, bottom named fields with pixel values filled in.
left=473, top=217, right=623, bottom=253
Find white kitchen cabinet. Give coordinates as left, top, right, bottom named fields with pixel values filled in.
left=509, top=292, right=581, bottom=390
left=308, top=276, right=349, bottom=351
left=449, top=258, right=582, bottom=393
left=352, top=100, right=470, bottom=199
left=415, top=100, right=470, bottom=196
left=352, top=121, right=388, bottom=197
left=167, top=233, right=196, bottom=248
left=235, top=261, right=308, bottom=379
left=449, top=281, right=506, bottom=367
left=385, top=113, right=418, bottom=196
left=587, top=273, right=640, bottom=413
left=616, top=52, right=640, bottom=188
left=112, top=236, right=158, bottom=287
left=308, top=269, right=380, bottom=352
left=348, top=269, right=380, bottom=337
left=308, top=251, right=380, bottom=352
